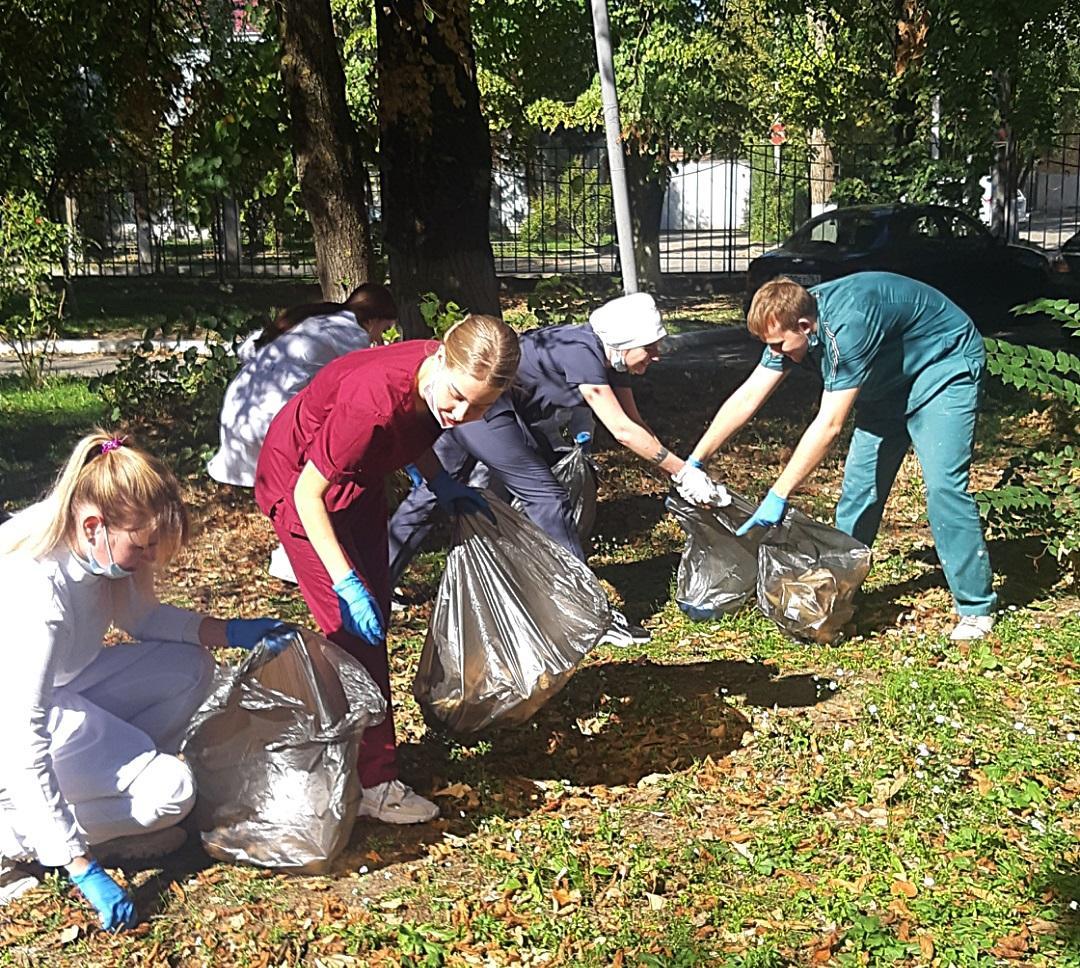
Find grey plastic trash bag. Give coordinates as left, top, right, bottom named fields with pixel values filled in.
left=757, top=511, right=872, bottom=644
left=666, top=493, right=767, bottom=619
left=181, top=627, right=386, bottom=873
left=512, top=440, right=597, bottom=541
left=414, top=495, right=612, bottom=735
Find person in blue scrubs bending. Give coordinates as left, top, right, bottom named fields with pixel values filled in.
left=676, top=271, right=996, bottom=641
left=388, top=292, right=726, bottom=644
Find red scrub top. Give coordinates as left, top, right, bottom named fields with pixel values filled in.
left=254, top=339, right=442, bottom=536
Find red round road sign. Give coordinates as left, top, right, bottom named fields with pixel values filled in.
left=769, top=122, right=787, bottom=146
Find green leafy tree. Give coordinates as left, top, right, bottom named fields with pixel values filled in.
left=0, top=194, right=73, bottom=386
left=480, top=0, right=754, bottom=289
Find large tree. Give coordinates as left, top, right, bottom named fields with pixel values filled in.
left=271, top=0, right=374, bottom=299
left=376, top=0, right=499, bottom=334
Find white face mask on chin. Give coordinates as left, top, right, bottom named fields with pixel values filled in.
left=422, top=363, right=455, bottom=429
left=607, top=346, right=629, bottom=372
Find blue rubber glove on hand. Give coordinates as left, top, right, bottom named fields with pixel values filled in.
left=404, top=464, right=425, bottom=488
left=226, top=617, right=289, bottom=651
left=429, top=469, right=495, bottom=522
left=735, top=489, right=789, bottom=536
left=332, top=571, right=385, bottom=646
left=70, top=861, right=137, bottom=932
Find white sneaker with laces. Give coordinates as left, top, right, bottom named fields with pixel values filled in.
left=0, top=857, right=39, bottom=905
left=357, top=780, right=439, bottom=824
left=949, top=615, right=995, bottom=641
left=598, top=609, right=651, bottom=648
left=94, top=826, right=187, bottom=864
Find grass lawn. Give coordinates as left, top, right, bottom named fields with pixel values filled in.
left=1, top=336, right=1078, bottom=967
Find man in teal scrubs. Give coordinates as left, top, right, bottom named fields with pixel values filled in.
left=676, top=271, right=996, bottom=640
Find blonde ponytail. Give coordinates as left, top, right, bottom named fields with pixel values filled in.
left=443, top=314, right=520, bottom=392
left=0, top=430, right=190, bottom=563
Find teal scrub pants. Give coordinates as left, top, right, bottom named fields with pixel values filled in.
left=835, top=374, right=996, bottom=616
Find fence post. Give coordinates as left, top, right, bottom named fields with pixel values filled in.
left=222, top=197, right=241, bottom=277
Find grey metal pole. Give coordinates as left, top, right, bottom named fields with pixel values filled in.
left=589, top=0, right=638, bottom=294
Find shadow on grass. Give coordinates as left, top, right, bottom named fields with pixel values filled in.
left=399, top=656, right=831, bottom=799
left=857, top=536, right=1062, bottom=635
left=594, top=551, right=679, bottom=624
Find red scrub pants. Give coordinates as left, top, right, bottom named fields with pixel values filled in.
left=268, top=488, right=398, bottom=789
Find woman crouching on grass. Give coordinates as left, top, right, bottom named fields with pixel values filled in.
left=255, top=315, right=520, bottom=826
left=0, top=432, right=285, bottom=931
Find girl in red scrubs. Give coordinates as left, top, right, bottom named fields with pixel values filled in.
left=254, top=315, right=519, bottom=824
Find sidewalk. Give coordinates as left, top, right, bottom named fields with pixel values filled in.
left=0, top=324, right=762, bottom=378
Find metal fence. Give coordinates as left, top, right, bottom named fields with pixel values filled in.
left=65, top=137, right=1080, bottom=281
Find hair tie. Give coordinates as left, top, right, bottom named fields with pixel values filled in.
left=100, top=436, right=127, bottom=456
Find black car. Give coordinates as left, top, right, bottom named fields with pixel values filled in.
left=747, top=204, right=1052, bottom=328
left=1051, top=231, right=1080, bottom=296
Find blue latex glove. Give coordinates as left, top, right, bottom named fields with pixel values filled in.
left=404, top=464, right=425, bottom=488
left=226, top=617, right=289, bottom=651
left=687, top=457, right=706, bottom=470
left=429, top=469, right=495, bottom=522
left=332, top=571, right=385, bottom=646
left=735, top=489, right=789, bottom=536
left=70, top=861, right=137, bottom=932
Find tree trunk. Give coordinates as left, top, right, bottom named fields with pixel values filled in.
left=808, top=128, right=835, bottom=215
left=376, top=0, right=498, bottom=337
left=272, top=0, right=373, bottom=300
left=624, top=145, right=666, bottom=291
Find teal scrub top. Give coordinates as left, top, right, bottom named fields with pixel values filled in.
left=758, top=271, right=985, bottom=413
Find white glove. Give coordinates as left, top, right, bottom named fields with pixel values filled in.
left=673, top=463, right=726, bottom=506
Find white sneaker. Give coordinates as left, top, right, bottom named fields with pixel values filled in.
left=357, top=780, right=439, bottom=825
left=94, top=826, right=187, bottom=864
left=0, top=858, right=39, bottom=905
left=949, top=615, right=995, bottom=641
left=598, top=609, right=651, bottom=648
left=268, top=544, right=298, bottom=584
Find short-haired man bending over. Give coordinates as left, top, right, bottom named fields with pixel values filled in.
left=675, top=271, right=996, bottom=641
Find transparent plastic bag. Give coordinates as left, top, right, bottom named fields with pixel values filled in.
left=181, top=627, right=386, bottom=873
left=512, top=438, right=597, bottom=541
left=756, top=510, right=872, bottom=644
left=666, top=493, right=767, bottom=618
left=414, top=495, right=612, bottom=735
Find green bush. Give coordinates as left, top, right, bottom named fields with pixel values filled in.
left=519, top=161, right=614, bottom=250
left=0, top=194, right=73, bottom=386
left=978, top=298, right=1080, bottom=581
left=89, top=310, right=258, bottom=471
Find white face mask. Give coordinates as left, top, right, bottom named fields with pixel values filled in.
left=607, top=346, right=629, bottom=373
left=71, top=523, right=134, bottom=580
left=422, top=360, right=455, bottom=429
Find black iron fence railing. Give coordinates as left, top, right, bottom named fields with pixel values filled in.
left=62, top=138, right=1080, bottom=281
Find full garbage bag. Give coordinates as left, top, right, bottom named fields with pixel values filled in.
left=181, top=627, right=386, bottom=873
left=414, top=494, right=612, bottom=735
left=512, top=439, right=598, bottom=541
left=666, top=493, right=767, bottom=619
left=756, top=511, right=872, bottom=644
left=667, top=491, right=872, bottom=642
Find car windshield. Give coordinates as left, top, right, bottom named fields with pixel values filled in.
left=786, top=212, right=884, bottom=253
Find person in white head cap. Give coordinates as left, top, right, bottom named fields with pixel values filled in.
left=387, top=292, right=728, bottom=645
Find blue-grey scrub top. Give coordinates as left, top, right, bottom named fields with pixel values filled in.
left=485, top=323, right=632, bottom=425
left=758, top=271, right=985, bottom=414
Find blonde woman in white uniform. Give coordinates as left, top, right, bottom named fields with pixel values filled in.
left=0, top=432, right=284, bottom=930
